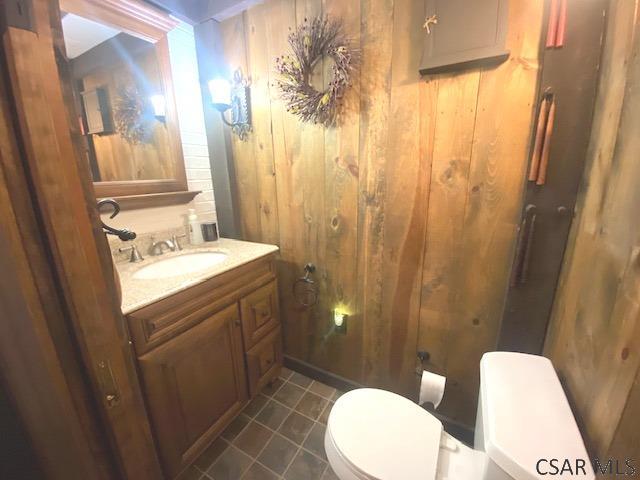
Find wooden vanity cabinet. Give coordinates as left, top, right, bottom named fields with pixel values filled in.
left=138, top=304, right=247, bottom=478
left=246, top=326, right=283, bottom=396
left=240, top=280, right=280, bottom=350
left=126, top=255, right=282, bottom=478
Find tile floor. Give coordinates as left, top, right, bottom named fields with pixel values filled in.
left=178, top=367, right=343, bottom=480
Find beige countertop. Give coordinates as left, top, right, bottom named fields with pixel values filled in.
left=117, top=238, right=279, bottom=315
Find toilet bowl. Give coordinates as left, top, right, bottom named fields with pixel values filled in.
left=325, top=352, right=595, bottom=480
left=324, top=388, right=485, bottom=480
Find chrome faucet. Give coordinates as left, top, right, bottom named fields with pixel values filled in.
left=119, top=244, right=144, bottom=263
left=149, top=239, right=176, bottom=256
left=170, top=233, right=186, bottom=251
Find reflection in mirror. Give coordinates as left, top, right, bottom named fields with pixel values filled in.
left=62, top=13, right=173, bottom=183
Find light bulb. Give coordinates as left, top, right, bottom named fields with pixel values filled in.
left=150, top=94, right=166, bottom=117
left=208, top=78, right=232, bottom=111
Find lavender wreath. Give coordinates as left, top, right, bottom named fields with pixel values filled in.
left=275, top=16, right=357, bottom=127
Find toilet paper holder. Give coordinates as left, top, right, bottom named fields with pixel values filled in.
left=415, top=350, right=430, bottom=376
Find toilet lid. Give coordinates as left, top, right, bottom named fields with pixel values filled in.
left=327, top=388, right=443, bottom=480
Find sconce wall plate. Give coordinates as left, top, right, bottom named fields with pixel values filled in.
left=229, top=79, right=251, bottom=140
left=210, top=69, right=252, bottom=141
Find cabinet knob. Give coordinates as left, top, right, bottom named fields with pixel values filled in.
left=234, top=319, right=241, bottom=327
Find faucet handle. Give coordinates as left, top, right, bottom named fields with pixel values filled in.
left=119, top=244, right=144, bottom=263
left=171, top=234, right=187, bottom=251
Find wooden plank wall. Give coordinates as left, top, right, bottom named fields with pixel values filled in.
left=220, top=0, right=543, bottom=425
left=545, top=0, right=640, bottom=459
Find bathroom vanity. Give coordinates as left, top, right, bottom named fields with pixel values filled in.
left=117, top=239, right=281, bottom=478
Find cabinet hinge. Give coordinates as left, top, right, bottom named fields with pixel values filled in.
left=97, top=360, right=121, bottom=408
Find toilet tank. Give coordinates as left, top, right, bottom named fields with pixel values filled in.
left=474, top=352, right=594, bottom=480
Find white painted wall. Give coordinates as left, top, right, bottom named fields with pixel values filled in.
left=103, top=21, right=216, bottom=235
left=168, top=21, right=217, bottom=221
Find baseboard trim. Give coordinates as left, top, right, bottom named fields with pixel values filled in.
left=283, top=355, right=475, bottom=446
left=283, top=355, right=363, bottom=393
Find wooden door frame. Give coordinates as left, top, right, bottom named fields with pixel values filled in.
left=0, top=70, right=114, bottom=480
left=0, top=0, right=163, bottom=478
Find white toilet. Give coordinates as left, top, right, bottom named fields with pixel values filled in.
left=325, top=352, right=594, bottom=480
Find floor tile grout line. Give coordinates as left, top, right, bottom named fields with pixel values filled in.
left=246, top=430, right=296, bottom=479
left=192, top=463, right=211, bottom=480
left=267, top=379, right=333, bottom=424
left=251, top=414, right=329, bottom=466
left=238, top=430, right=281, bottom=480
left=243, top=373, right=314, bottom=479
left=282, top=445, right=304, bottom=478
left=250, top=412, right=327, bottom=463
left=236, top=372, right=290, bottom=438
left=208, top=443, right=254, bottom=480
left=207, top=434, right=251, bottom=478
left=203, top=407, right=269, bottom=479
left=290, top=376, right=337, bottom=402
left=251, top=459, right=285, bottom=480
left=242, top=423, right=275, bottom=460
left=307, top=380, right=338, bottom=400
left=201, top=371, right=334, bottom=480
left=303, top=376, right=343, bottom=477
left=264, top=391, right=323, bottom=425
left=275, top=373, right=320, bottom=479
left=298, top=443, right=328, bottom=464
left=270, top=374, right=335, bottom=464
left=282, top=403, right=324, bottom=477
left=283, top=376, right=326, bottom=475
left=276, top=372, right=339, bottom=403
left=299, top=376, right=333, bottom=465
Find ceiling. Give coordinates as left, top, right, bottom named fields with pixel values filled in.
left=61, top=13, right=121, bottom=59
left=144, top=0, right=263, bottom=24
left=61, top=1, right=262, bottom=59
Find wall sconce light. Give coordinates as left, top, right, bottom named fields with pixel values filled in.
left=150, top=94, right=166, bottom=121
left=208, top=69, right=251, bottom=141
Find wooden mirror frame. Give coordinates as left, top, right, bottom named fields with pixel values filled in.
left=60, top=0, right=200, bottom=209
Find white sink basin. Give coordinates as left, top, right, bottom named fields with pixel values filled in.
left=132, top=251, right=228, bottom=280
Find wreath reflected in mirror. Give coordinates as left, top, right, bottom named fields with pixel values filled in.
left=275, top=16, right=358, bottom=127
left=113, top=81, right=150, bottom=145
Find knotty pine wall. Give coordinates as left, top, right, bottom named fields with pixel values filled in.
left=545, top=0, right=640, bottom=458
left=220, top=0, right=543, bottom=425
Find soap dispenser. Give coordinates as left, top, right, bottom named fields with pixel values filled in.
left=187, top=209, right=204, bottom=245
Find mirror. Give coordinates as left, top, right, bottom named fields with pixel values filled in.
left=64, top=17, right=170, bottom=182
left=59, top=0, right=196, bottom=208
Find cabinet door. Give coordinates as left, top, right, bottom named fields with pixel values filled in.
left=419, top=0, right=509, bottom=74
left=138, top=303, right=248, bottom=478
left=246, top=326, right=283, bottom=396
left=240, top=280, right=280, bottom=350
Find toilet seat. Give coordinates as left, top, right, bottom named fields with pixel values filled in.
left=326, top=388, right=443, bottom=480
